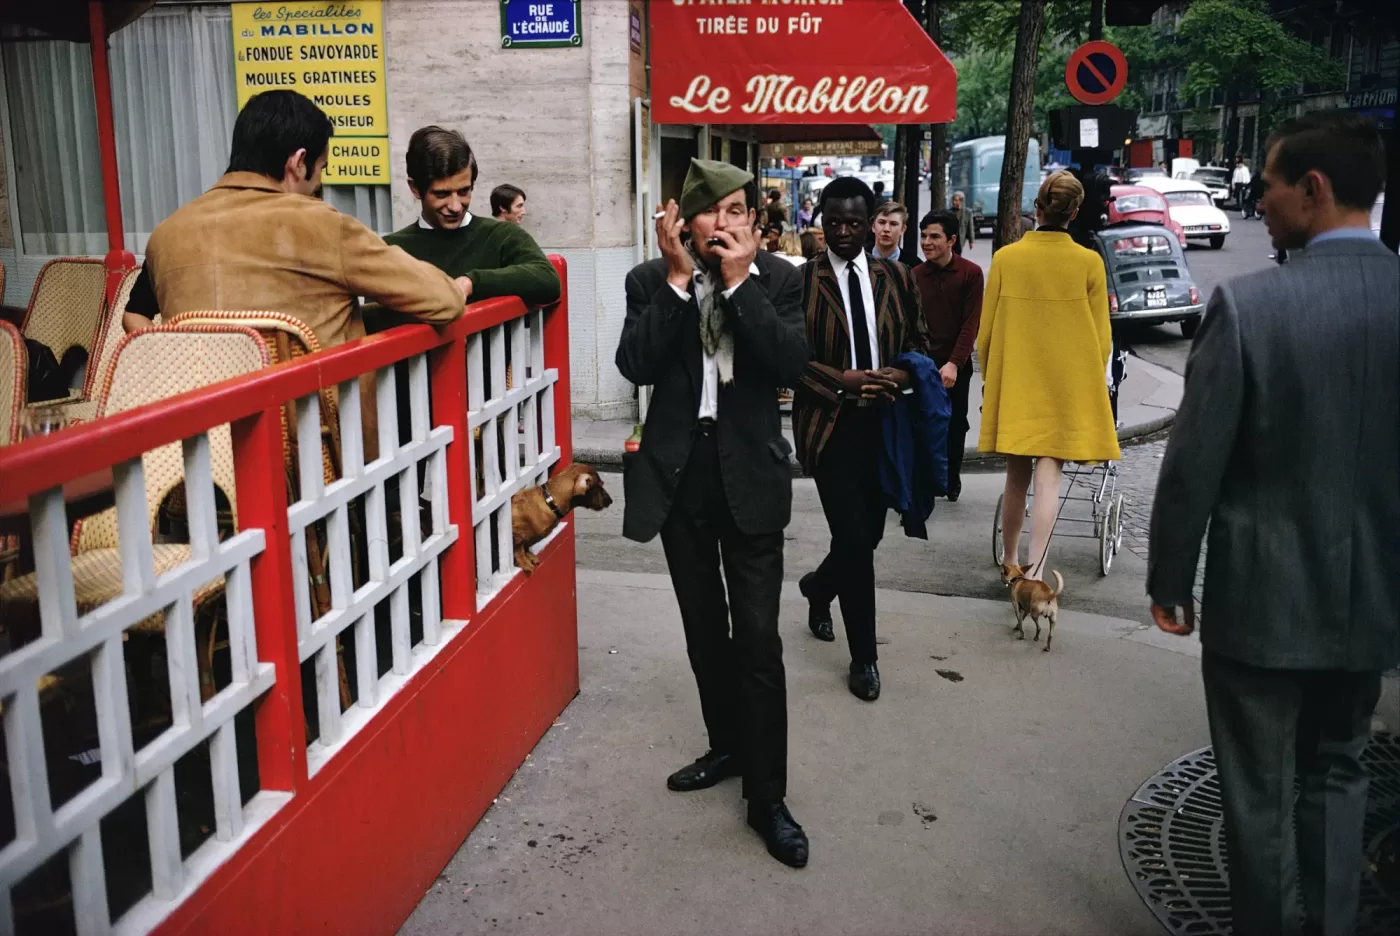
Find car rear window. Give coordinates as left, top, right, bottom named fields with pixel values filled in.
left=1109, top=235, right=1174, bottom=257
left=1190, top=170, right=1229, bottom=186
left=1165, top=190, right=1214, bottom=207
left=1115, top=194, right=1166, bottom=213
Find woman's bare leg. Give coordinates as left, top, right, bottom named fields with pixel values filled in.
left=1002, top=455, right=1032, bottom=566
left=1027, top=457, right=1065, bottom=579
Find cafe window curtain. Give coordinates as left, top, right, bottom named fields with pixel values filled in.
left=1, top=4, right=392, bottom=257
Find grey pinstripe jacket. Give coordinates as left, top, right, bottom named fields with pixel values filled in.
left=1148, top=236, right=1400, bottom=670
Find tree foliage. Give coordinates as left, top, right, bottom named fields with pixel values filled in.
left=1176, top=0, right=1342, bottom=98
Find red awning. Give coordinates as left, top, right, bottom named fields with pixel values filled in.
left=650, top=0, right=955, bottom=125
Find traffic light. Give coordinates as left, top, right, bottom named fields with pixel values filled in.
left=1105, top=0, right=1166, bottom=27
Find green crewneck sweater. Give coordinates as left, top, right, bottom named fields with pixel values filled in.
left=385, top=215, right=561, bottom=305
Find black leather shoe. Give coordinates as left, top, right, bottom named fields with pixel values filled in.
left=946, top=488, right=960, bottom=503
left=747, top=800, right=808, bottom=868
left=666, top=750, right=740, bottom=792
left=848, top=662, right=881, bottom=701
left=799, top=572, right=835, bottom=642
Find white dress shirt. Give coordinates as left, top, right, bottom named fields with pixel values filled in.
left=827, top=249, right=880, bottom=370
left=418, top=212, right=472, bottom=230
left=670, top=262, right=760, bottom=419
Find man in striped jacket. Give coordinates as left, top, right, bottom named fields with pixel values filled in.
left=793, top=176, right=930, bottom=702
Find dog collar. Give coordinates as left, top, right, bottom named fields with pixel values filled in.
left=1007, top=575, right=1026, bottom=585
left=541, top=485, right=567, bottom=520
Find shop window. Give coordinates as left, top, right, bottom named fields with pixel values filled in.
left=1, top=4, right=391, bottom=257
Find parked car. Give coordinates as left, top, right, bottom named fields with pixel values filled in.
left=949, top=135, right=1040, bottom=232
left=1107, top=185, right=1187, bottom=247
left=1123, top=166, right=1167, bottom=183
left=1094, top=224, right=1205, bottom=337
left=1179, top=167, right=1232, bottom=207
left=1134, top=177, right=1231, bottom=249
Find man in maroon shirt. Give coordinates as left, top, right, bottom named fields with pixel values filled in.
left=913, top=210, right=985, bottom=500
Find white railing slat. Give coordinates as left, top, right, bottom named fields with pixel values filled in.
left=181, top=434, right=218, bottom=562
left=70, top=826, right=111, bottom=936
left=208, top=720, right=243, bottom=843
left=353, top=612, right=378, bottom=708
left=375, top=364, right=399, bottom=462
left=113, top=458, right=155, bottom=596
left=146, top=770, right=183, bottom=900
left=294, top=393, right=325, bottom=502
left=92, top=635, right=135, bottom=783
left=315, top=641, right=342, bottom=745
left=32, top=487, right=78, bottom=640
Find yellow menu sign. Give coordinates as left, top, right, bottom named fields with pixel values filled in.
left=232, top=2, right=389, bottom=185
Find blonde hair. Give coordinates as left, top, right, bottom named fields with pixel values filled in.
left=778, top=230, right=803, bottom=255
left=1035, top=170, right=1084, bottom=227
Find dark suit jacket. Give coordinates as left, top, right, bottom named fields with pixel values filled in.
left=792, top=252, right=930, bottom=476
left=615, top=251, right=809, bottom=543
left=1148, top=237, right=1400, bottom=670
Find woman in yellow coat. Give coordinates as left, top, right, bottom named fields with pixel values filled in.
left=976, top=171, right=1120, bottom=581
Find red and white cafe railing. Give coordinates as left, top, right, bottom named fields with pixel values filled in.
left=0, top=258, right=579, bottom=935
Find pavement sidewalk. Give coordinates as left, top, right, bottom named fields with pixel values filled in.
left=574, top=353, right=1183, bottom=471
left=400, top=568, right=1212, bottom=936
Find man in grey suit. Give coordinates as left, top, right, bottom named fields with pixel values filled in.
left=1148, top=112, right=1398, bottom=936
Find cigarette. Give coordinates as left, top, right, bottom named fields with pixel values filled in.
left=653, top=211, right=667, bottom=219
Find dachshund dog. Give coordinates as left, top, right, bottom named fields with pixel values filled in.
left=511, top=463, right=612, bottom=574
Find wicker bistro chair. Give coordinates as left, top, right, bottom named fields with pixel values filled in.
left=0, top=325, right=272, bottom=703
left=0, top=321, right=27, bottom=580
left=20, top=258, right=108, bottom=366
left=51, top=267, right=141, bottom=423
left=166, top=310, right=352, bottom=709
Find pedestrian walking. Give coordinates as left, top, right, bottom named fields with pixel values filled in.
left=765, top=188, right=788, bottom=229
left=977, top=170, right=1120, bottom=582
left=1148, top=111, right=1398, bottom=936
left=796, top=197, right=814, bottom=231
left=1231, top=156, right=1251, bottom=210
left=951, top=191, right=975, bottom=255
left=912, top=210, right=983, bottom=501
left=793, top=176, right=930, bottom=702
left=871, top=201, right=908, bottom=263
left=490, top=183, right=527, bottom=224
left=615, top=159, right=811, bottom=869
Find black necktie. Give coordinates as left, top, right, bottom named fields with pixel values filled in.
left=848, top=265, right=873, bottom=370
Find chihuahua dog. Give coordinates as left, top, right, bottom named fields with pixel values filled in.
left=511, top=463, right=612, bottom=574
left=1000, top=563, right=1063, bottom=652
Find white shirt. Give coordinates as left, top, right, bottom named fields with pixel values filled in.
left=418, top=212, right=472, bottom=230
left=827, top=249, right=880, bottom=370
left=1231, top=165, right=1251, bottom=185
left=669, top=262, right=760, bottom=419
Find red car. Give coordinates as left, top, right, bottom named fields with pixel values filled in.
left=1107, top=185, right=1187, bottom=248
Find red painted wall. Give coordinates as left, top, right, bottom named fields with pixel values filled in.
left=151, top=533, right=579, bottom=936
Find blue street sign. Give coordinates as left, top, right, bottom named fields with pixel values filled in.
left=500, top=0, right=582, bottom=49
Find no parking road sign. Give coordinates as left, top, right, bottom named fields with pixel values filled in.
left=1065, top=41, right=1129, bottom=106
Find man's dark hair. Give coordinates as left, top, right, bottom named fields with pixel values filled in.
left=490, top=183, right=526, bottom=217
left=872, top=180, right=886, bottom=194
left=767, top=188, right=782, bottom=202
left=406, top=125, right=478, bottom=193
left=920, top=210, right=959, bottom=242
left=819, top=176, right=876, bottom=218
left=226, top=90, right=334, bottom=180
left=1265, top=112, right=1385, bottom=212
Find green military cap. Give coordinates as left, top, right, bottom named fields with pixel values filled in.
left=680, top=158, right=754, bottom=221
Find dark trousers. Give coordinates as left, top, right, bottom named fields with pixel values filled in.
left=659, top=423, right=787, bottom=802
left=943, top=363, right=971, bottom=496
left=1201, top=650, right=1382, bottom=936
left=808, top=406, right=887, bottom=664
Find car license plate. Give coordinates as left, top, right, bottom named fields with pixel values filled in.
left=1147, top=288, right=1168, bottom=308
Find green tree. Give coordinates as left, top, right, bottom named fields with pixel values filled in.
left=1177, top=0, right=1343, bottom=158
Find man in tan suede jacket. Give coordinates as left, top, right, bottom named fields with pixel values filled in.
left=125, top=90, right=464, bottom=350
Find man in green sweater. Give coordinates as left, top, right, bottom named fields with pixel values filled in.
left=385, top=126, right=561, bottom=305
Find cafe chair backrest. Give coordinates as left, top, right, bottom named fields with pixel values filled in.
left=166, top=310, right=341, bottom=485
left=80, top=266, right=142, bottom=405
left=0, top=320, right=25, bottom=445
left=70, top=324, right=271, bottom=554
left=21, top=258, right=108, bottom=361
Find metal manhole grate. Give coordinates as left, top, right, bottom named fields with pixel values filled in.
left=1119, top=731, right=1400, bottom=935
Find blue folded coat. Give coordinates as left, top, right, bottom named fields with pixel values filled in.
left=879, top=351, right=951, bottom=539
